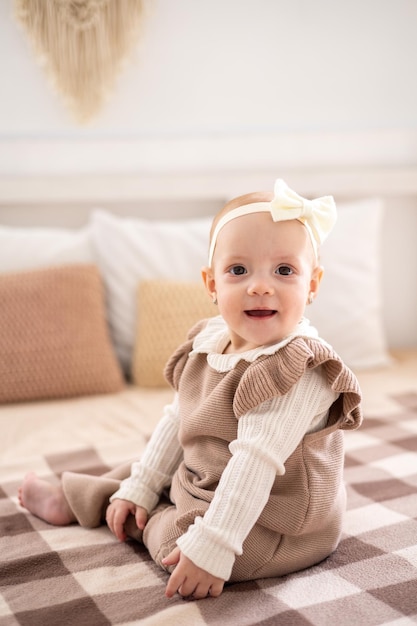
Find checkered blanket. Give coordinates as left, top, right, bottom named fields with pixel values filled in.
left=1, top=392, right=417, bottom=625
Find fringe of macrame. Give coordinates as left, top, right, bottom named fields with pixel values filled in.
left=14, top=0, right=144, bottom=123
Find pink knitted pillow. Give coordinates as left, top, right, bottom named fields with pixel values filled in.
left=0, top=264, right=124, bottom=403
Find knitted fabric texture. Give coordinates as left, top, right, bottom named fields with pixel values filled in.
left=58, top=320, right=362, bottom=582
left=162, top=323, right=362, bottom=580
left=132, top=280, right=217, bottom=387
left=0, top=264, right=124, bottom=403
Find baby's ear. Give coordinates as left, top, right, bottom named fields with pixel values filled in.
left=310, top=265, right=324, bottom=296
left=201, top=266, right=216, bottom=299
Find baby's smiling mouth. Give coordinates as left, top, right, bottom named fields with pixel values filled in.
left=245, top=309, right=277, bottom=318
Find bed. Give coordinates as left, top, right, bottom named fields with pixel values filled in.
left=0, top=169, right=416, bottom=625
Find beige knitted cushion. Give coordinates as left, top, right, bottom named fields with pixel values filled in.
left=0, top=264, right=124, bottom=403
left=132, top=280, right=217, bottom=387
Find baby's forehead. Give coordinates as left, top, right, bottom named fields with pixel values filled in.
left=231, top=212, right=304, bottom=232
left=217, top=214, right=315, bottom=260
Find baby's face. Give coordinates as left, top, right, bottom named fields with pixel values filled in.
left=207, top=212, right=321, bottom=353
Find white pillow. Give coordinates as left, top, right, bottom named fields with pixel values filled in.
left=308, top=197, right=389, bottom=370
left=90, top=210, right=213, bottom=373
left=0, top=224, right=93, bottom=272
left=90, top=201, right=389, bottom=376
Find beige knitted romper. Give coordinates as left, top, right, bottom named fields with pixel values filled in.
left=62, top=326, right=362, bottom=582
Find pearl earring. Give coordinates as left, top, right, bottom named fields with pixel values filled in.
left=307, top=293, right=314, bottom=305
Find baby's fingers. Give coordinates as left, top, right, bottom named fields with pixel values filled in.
left=105, top=506, right=117, bottom=538
left=162, top=546, right=181, bottom=567
left=106, top=501, right=132, bottom=541
left=135, top=506, right=148, bottom=530
left=108, top=509, right=126, bottom=541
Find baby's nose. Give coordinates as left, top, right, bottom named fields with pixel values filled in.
left=248, top=275, right=275, bottom=296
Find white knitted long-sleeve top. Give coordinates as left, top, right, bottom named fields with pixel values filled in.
left=111, top=316, right=361, bottom=580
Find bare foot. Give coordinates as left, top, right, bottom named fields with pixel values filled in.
left=18, top=472, right=76, bottom=526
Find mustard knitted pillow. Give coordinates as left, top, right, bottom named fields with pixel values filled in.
left=132, top=280, right=217, bottom=387
left=0, top=264, right=124, bottom=403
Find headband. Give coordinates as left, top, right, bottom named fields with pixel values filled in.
left=208, top=178, right=337, bottom=266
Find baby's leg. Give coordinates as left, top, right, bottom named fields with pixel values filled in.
left=18, top=472, right=75, bottom=525
left=62, top=462, right=132, bottom=528
left=143, top=499, right=188, bottom=571
left=19, top=462, right=133, bottom=530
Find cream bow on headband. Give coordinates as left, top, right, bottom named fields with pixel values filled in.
left=208, top=179, right=337, bottom=266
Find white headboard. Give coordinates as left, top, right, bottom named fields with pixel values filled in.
left=0, top=165, right=416, bottom=221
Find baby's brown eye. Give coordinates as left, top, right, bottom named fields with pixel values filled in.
left=277, top=266, right=293, bottom=276
left=230, top=265, right=246, bottom=276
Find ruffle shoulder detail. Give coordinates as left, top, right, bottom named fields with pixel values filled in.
left=233, top=337, right=362, bottom=431
left=164, top=319, right=209, bottom=390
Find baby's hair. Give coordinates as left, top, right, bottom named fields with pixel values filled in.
left=209, top=190, right=320, bottom=268
left=210, top=191, right=273, bottom=244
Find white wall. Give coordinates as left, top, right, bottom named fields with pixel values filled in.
left=1, top=0, right=417, bottom=175
left=0, top=0, right=416, bottom=350
left=1, top=0, right=416, bottom=177
left=1, top=0, right=416, bottom=140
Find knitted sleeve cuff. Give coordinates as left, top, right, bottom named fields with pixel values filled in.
left=109, top=480, right=159, bottom=513
left=176, top=516, right=236, bottom=581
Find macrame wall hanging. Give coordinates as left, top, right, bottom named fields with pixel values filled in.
left=14, top=0, right=144, bottom=123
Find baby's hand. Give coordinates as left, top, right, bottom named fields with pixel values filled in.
left=163, top=547, right=225, bottom=600
left=106, top=498, right=148, bottom=542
